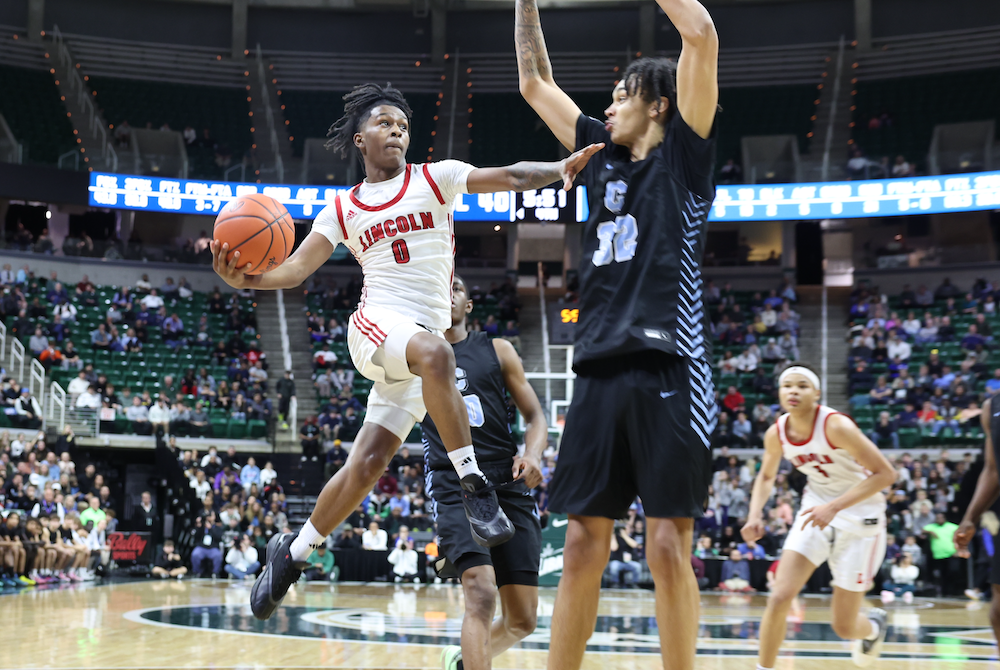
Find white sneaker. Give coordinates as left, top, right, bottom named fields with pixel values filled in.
left=414, top=578, right=421, bottom=584
left=851, top=608, right=887, bottom=667
left=902, top=591, right=913, bottom=604
left=394, top=576, right=402, bottom=583
left=965, top=588, right=982, bottom=601
left=880, top=590, right=895, bottom=605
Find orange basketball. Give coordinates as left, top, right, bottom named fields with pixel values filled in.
left=214, top=193, right=295, bottom=275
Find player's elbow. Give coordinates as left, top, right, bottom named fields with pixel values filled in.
left=679, top=13, right=718, bottom=49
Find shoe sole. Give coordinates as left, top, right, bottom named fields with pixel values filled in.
left=441, top=645, right=462, bottom=670
left=851, top=611, right=887, bottom=667
left=250, top=533, right=291, bottom=620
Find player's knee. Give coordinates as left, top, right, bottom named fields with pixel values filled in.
left=767, top=584, right=798, bottom=607
left=414, top=337, right=455, bottom=381
left=646, top=538, right=687, bottom=579
left=830, top=616, right=855, bottom=640
left=563, top=531, right=610, bottom=574
left=503, top=606, right=537, bottom=639
left=462, top=569, right=497, bottom=621
left=351, top=445, right=393, bottom=485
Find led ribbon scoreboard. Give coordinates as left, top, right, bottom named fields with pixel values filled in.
left=89, top=170, right=1000, bottom=223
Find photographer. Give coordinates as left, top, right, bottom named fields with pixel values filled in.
left=303, top=543, right=336, bottom=582
left=607, top=523, right=642, bottom=588
left=152, top=539, right=187, bottom=579
left=388, top=535, right=420, bottom=583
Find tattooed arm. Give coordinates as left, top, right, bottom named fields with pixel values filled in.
left=467, top=144, right=604, bottom=194
left=515, top=0, right=582, bottom=150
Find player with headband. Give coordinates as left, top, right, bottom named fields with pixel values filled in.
left=742, top=362, right=896, bottom=668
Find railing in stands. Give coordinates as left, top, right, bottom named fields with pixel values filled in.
left=820, top=36, right=846, bottom=182
left=0, top=113, right=22, bottom=165
left=536, top=261, right=552, bottom=413
left=47, top=381, right=65, bottom=432
left=29, top=358, right=45, bottom=409
left=51, top=25, right=117, bottom=171
left=523, top=345, right=575, bottom=438
left=10, top=338, right=25, bottom=382
left=276, top=288, right=296, bottom=438
left=255, top=44, right=285, bottom=184
left=0, top=320, right=6, bottom=365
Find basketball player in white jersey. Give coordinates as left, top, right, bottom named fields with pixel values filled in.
left=211, top=82, right=601, bottom=620
left=741, top=363, right=896, bottom=668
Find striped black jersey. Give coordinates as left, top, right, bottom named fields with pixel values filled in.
left=572, top=111, right=717, bottom=369
left=421, top=331, right=518, bottom=471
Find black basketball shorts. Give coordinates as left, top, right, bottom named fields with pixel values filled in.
left=991, top=535, right=1000, bottom=586
left=429, top=462, right=542, bottom=587
left=549, top=351, right=717, bottom=520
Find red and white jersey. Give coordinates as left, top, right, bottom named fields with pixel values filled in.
left=312, top=160, right=475, bottom=332
left=777, top=404, right=886, bottom=535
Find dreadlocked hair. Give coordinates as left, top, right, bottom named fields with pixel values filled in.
left=620, top=57, right=678, bottom=123
left=325, top=82, right=413, bottom=159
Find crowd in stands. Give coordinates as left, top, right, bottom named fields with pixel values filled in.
left=847, top=277, right=999, bottom=447
left=846, top=145, right=917, bottom=181
left=0, top=424, right=120, bottom=587
left=0, top=265, right=277, bottom=440
left=707, top=279, right=800, bottom=449
left=174, top=444, right=285, bottom=579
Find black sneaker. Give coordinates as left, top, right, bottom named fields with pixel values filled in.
left=460, top=474, right=515, bottom=547
left=851, top=607, right=887, bottom=667
left=250, top=532, right=309, bottom=620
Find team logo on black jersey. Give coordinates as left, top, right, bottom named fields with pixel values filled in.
left=454, top=367, right=468, bottom=392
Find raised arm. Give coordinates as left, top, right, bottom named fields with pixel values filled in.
left=515, top=0, right=583, bottom=151
left=654, top=0, right=719, bottom=139
left=956, top=397, right=1000, bottom=553
left=741, top=425, right=782, bottom=542
left=466, top=143, right=603, bottom=194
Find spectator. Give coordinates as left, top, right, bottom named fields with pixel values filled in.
left=314, top=343, right=338, bottom=370
left=924, top=512, right=960, bottom=596
left=304, top=543, right=336, bottom=581
left=15, top=389, right=42, bottom=429
left=362, top=521, right=388, bottom=551
left=190, top=514, right=225, bottom=577
left=224, top=534, right=260, bottom=580
left=325, top=440, right=349, bottom=481
left=736, top=538, right=766, bottom=560
left=607, top=525, right=642, bottom=588
left=880, top=553, right=918, bottom=604
left=886, top=332, right=911, bottom=361
left=722, top=386, right=745, bottom=413
left=148, top=397, right=171, bottom=436
left=870, top=411, right=899, bottom=448
left=388, top=536, right=420, bottom=583
left=152, top=539, right=187, bottom=579
left=719, top=549, right=752, bottom=592
left=126, top=396, right=151, bottom=434
left=300, top=416, right=321, bottom=462
left=276, top=371, right=296, bottom=430
left=28, top=326, right=48, bottom=356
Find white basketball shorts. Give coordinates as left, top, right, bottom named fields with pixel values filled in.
left=347, top=304, right=443, bottom=440
left=782, top=511, right=886, bottom=592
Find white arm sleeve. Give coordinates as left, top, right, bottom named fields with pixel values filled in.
left=311, top=202, right=346, bottom=247
left=426, top=160, right=476, bottom=205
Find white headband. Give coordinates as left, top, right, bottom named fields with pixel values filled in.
left=779, top=366, right=821, bottom=390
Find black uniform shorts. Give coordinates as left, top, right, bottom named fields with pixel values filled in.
left=549, top=351, right=716, bottom=520
left=430, top=462, right=542, bottom=587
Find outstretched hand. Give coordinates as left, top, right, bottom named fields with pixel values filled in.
left=559, top=143, right=604, bottom=191
left=210, top=240, right=256, bottom=290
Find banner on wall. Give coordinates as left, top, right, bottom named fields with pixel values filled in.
left=538, top=513, right=568, bottom=587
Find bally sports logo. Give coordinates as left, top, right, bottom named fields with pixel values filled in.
left=108, top=532, right=151, bottom=561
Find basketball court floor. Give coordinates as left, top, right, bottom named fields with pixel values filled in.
left=2, top=580, right=996, bottom=669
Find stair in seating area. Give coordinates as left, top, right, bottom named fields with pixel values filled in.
left=794, top=287, right=850, bottom=411
left=282, top=288, right=321, bottom=422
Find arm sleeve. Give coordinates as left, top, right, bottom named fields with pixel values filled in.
left=311, top=203, right=346, bottom=248
left=425, top=160, right=476, bottom=205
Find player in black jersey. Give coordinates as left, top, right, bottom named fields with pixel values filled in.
left=955, top=396, right=1000, bottom=644
left=515, top=1, right=719, bottom=669
left=423, top=276, right=547, bottom=670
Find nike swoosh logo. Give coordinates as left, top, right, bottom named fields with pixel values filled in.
left=660, top=391, right=678, bottom=398
left=552, top=518, right=569, bottom=528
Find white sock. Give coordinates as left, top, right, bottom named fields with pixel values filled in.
left=290, top=520, right=326, bottom=562
left=449, top=446, right=483, bottom=479
left=757, top=665, right=774, bottom=670
left=865, top=619, right=880, bottom=641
